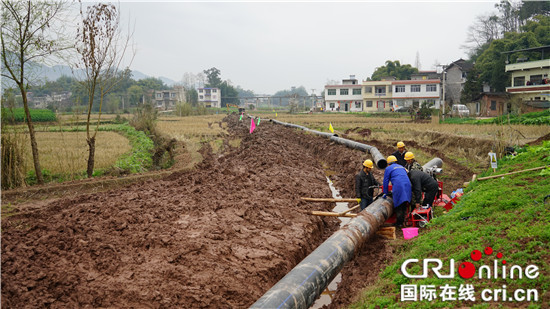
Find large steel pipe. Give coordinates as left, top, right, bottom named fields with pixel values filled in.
left=422, top=157, right=443, bottom=173
left=250, top=197, right=394, bottom=309
left=269, top=119, right=387, bottom=169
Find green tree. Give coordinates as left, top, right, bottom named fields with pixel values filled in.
left=127, top=85, right=144, bottom=106
left=185, top=87, right=198, bottom=106
left=519, top=1, right=550, bottom=21
left=1, top=0, right=69, bottom=185
left=204, top=67, right=222, bottom=88
left=461, top=66, right=483, bottom=103
left=476, top=15, right=550, bottom=92
left=219, top=81, right=238, bottom=107
left=137, top=77, right=167, bottom=91
left=369, top=60, right=418, bottom=81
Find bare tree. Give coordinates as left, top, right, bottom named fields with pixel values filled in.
left=463, top=13, right=501, bottom=54
left=1, top=0, right=69, bottom=185
left=75, top=2, right=134, bottom=178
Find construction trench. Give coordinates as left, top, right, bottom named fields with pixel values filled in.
left=1, top=114, right=466, bottom=308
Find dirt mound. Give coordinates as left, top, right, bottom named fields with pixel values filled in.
left=2, top=115, right=346, bottom=308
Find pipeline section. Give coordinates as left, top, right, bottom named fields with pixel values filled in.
left=250, top=197, right=394, bottom=309
left=270, top=119, right=387, bottom=169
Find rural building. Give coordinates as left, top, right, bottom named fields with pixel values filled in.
left=198, top=87, right=221, bottom=108
left=479, top=93, right=509, bottom=117
left=153, top=89, right=184, bottom=110
left=324, top=76, right=363, bottom=112
left=503, top=46, right=550, bottom=113
left=391, top=79, right=442, bottom=109
left=362, top=78, right=394, bottom=112
left=27, top=91, right=72, bottom=109
left=443, top=59, right=473, bottom=105
left=411, top=70, right=441, bottom=81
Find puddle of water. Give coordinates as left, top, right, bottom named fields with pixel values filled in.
left=310, top=177, right=352, bottom=308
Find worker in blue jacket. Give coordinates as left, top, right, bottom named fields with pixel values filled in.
left=383, top=155, right=412, bottom=227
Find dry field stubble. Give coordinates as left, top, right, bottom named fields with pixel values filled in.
left=157, top=114, right=232, bottom=164
left=13, top=131, right=131, bottom=176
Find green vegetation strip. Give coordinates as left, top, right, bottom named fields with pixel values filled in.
left=1, top=108, right=57, bottom=122
left=354, top=141, right=550, bottom=309
left=442, top=110, right=550, bottom=126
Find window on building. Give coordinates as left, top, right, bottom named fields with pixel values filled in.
left=411, top=85, right=421, bottom=92
left=212, top=89, right=217, bottom=93
left=530, top=75, right=542, bottom=85
left=426, top=84, right=437, bottom=92
left=329, top=102, right=335, bottom=108
left=199, top=89, right=203, bottom=93
left=171, top=93, right=175, bottom=98
left=366, top=101, right=373, bottom=107
left=352, top=88, right=361, bottom=95
left=340, top=89, right=349, bottom=95
left=327, top=89, right=336, bottom=95
left=355, top=101, right=361, bottom=108
left=514, top=76, right=525, bottom=86
left=375, top=86, right=386, bottom=94
left=199, top=95, right=204, bottom=100
left=395, top=85, right=405, bottom=93
left=364, top=86, right=372, bottom=93
left=490, top=100, right=496, bottom=110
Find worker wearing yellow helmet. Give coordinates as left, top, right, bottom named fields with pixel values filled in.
left=404, top=151, right=422, bottom=173
left=391, top=142, right=408, bottom=167
left=383, top=155, right=412, bottom=227
left=355, top=159, right=380, bottom=211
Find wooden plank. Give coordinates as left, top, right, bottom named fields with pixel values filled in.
left=309, top=211, right=358, bottom=218
left=301, top=197, right=359, bottom=203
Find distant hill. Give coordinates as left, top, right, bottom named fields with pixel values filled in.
left=1, top=63, right=177, bottom=89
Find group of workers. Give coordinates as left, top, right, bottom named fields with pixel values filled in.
left=355, top=141, right=439, bottom=227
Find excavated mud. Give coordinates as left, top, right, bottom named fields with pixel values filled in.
left=1, top=114, right=473, bottom=308
left=1, top=115, right=378, bottom=308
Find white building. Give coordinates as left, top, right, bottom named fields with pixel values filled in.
left=324, top=76, right=363, bottom=112
left=198, top=88, right=221, bottom=108
left=391, top=79, right=442, bottom=109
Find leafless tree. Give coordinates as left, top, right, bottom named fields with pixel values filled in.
left=463, top=13, right=501, bottom=54
left=75, top=2, right=134, bottom=177
left=1, top=0, right=70, bottom=185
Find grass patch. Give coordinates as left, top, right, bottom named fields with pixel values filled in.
left=352, top=141, right=550, bottom=308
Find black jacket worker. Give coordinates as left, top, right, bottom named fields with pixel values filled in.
left=409, top=170, right=439, bottom=208
left=391, top=141, right=407, bottom=167
left=355, top=159, right=380, bottom=210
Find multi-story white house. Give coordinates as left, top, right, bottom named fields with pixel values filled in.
left=198, top=88, right=221, bottom=108
left=504, top=49, right=550, bottom=112
left=392, top=79, right=442, bottom=109
left=324, top=76, right=363, bottom=112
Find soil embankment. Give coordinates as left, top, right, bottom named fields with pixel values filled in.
left=1, top=115, right=374, bottom=308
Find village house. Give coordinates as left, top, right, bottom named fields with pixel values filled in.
left=362, top=77, right=394, bottom=113
left=324, top=76, right=363, bottom=112
left=503, top=45, right=550, bottom=113
left=197, top=87, right=221, bottom=108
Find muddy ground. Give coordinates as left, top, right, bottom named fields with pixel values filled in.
left=2, top=114, right=473, bottom=308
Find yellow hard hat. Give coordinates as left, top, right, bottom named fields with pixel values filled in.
left=363, top=159, right=374, bottom=168
left=387, top=155, right=397, bottom=164
left=397, top=142, right=405, bottom=148
left=404, top=152, right=415, bottom=160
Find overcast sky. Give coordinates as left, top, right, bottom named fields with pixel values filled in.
left=116, top=1, right=499, bottom=95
